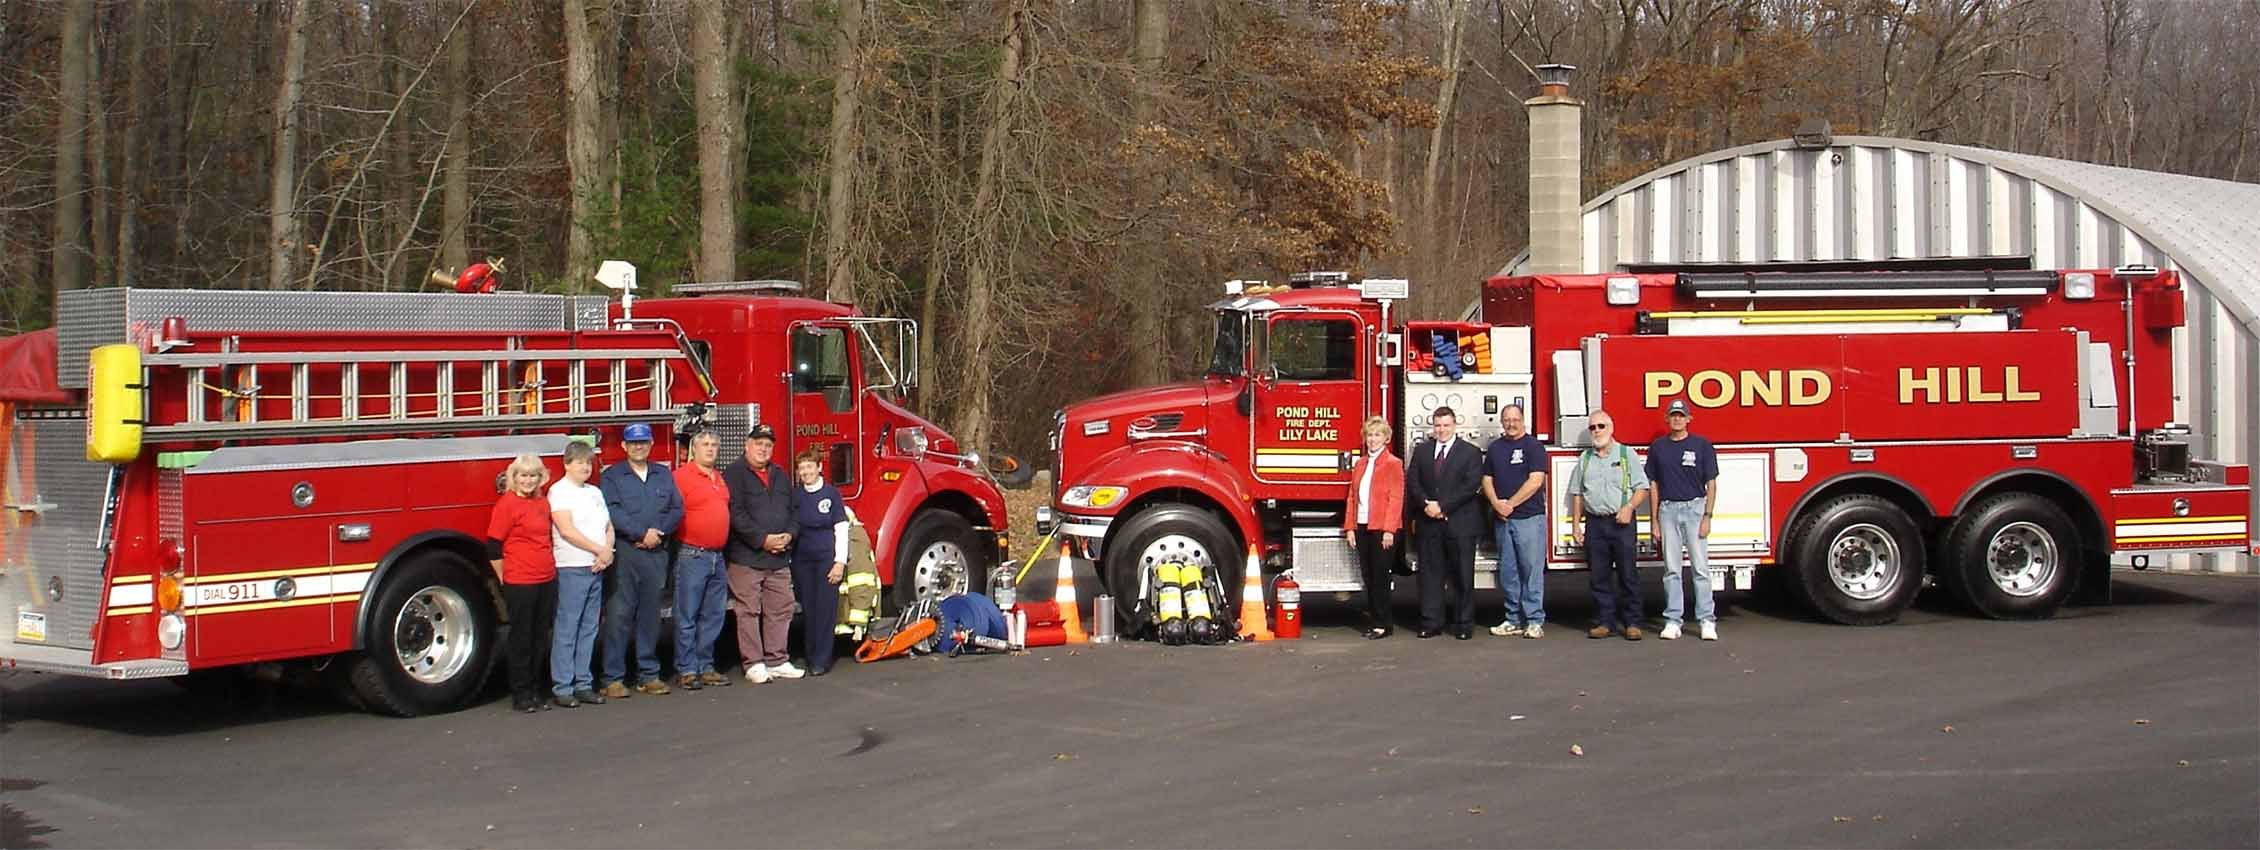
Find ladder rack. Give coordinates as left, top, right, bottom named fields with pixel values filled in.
left=140, top=346, right=688, bottom=442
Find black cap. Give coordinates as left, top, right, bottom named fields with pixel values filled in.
left=746, top=423, right=776, bottom=442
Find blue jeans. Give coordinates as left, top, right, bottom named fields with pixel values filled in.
left=672, top=545, right=728, bottom=676
left=550, top=566, right=603, bottom=696
left=602, top=545, right=669, bottom=686
left=1657, top=499, right=1715, bottom=625
left=1492, top=513, right=1549, bottom=627
left=1585, top=515, right=1641, bottom=630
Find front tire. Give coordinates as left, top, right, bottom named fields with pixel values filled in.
left=1945, top=494, right=2079, bottom=620
left=345, top=552, right=499, bottom=716
left=1789, top=494, right=1925, bottom=626
left=892, top=509, right=985, bottom=609
left=1100, top=504, right=1237, bottom=638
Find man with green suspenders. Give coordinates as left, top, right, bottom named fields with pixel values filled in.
left=1567, top=410, right=1652, bottom=640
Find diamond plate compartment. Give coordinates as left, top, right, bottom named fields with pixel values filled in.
left=55, top=289, right=613, bottom=388
left=3, top=413, right=113, bottom=650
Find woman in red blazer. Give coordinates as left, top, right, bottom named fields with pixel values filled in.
left=1342, top=416, right=1405, bottom=639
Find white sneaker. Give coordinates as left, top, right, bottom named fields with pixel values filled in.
left=744, top=663, right=771, bottom=684
left=1659, top=622, right=1682, bottom=640
left=1488, top=622, right=1524, bottom=637
left=1522, top=624, right=1543, bottom=639
left=769, top=661, right=806, bottom=679
left=1699, top=621, right=1718, bottom=641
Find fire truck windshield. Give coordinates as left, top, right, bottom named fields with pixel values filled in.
left=1207, top=311, right=1248, bottom=377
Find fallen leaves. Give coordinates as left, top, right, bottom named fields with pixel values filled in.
left=1940, top=725, right=1956, bottom=733
left=1569, top=744, right=1584, bottom=757
left=1053, top=752, right=1077, bottom=760
left=1466, top=806, right=1485, bottom=815
left=2134, top=718, right=2150, bottom=726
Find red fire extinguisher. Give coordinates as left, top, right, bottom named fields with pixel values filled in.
left=1273, top=570, right=1302, bottom=640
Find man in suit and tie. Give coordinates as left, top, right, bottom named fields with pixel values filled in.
left=1406, top=406, right=1486, bottom=639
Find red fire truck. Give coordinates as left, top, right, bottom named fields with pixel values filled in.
left=0, top=274, right=1008, bottom=714
left=1044, top=266, right=2251, bottom=633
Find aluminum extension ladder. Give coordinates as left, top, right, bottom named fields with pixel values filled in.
left=139, top=344, right=687, bottom=441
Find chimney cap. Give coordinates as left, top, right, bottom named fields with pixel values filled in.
left=1793, top=119, right=1833, bottom=150
left=1536, top=64, right=1577, bottom=86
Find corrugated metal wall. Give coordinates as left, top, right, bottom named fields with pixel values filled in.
left=1489, top=137, right=2256, bottom=574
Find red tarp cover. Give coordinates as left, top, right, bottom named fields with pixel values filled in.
left=0, top=329, right=71, bottom=404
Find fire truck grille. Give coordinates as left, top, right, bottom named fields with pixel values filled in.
left=2, top=413, right=112, bottom=650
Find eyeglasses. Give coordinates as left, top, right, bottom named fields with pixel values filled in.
left=1589, top=423, right=1611, bottom=432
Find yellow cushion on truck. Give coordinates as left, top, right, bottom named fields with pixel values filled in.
left=86, top=344, right=143, bottom=464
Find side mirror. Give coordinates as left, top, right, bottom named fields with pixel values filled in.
left=898, top=321, right=920, bottom=389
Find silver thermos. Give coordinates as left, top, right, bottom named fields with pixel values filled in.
left=1091, top=594, right=1118, bottom=644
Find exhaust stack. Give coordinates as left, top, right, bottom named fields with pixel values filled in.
left=1526, top=64, right=1583, bottom=274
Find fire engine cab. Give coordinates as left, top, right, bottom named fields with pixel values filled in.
left=1045, top=266, right=2250, bottom=633
left=0, top=270, right=1007, bottom=715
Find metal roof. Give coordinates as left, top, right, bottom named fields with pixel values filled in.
left=1488, top=135, right=2260, bottom=341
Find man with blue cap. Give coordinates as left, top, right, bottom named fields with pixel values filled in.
left=597, top=422, right=683, bottom=697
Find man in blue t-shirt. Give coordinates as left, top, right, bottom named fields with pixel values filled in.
left=1645, top=399, right=1721, bottom=641
left=1482, top=404, right=1551, bottom=639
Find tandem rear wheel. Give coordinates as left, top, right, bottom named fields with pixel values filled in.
left=1941, top=493, right=2080, bottom=620
left=340, top=551, right=500, bottom=717
left=1788, top=494, right=1926, bottom=626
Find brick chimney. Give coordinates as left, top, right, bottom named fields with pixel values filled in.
left=1525, top=64, right=1583, bottom=274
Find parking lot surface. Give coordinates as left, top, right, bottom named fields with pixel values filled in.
left=2, top=569, right=2255, bottom=849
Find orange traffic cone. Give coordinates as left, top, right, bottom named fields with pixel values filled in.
left=1054, top=540, right=1088, bottom=644
left=1236, top=543, right=1274, bottom=641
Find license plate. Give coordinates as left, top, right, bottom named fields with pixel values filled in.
left=16, top=611, right=47, bottom=642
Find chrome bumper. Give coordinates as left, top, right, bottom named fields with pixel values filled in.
left=0, top=642, right=189, bottom=680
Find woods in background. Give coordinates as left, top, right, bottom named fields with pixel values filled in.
left=5, top=0, right=2257, bottom=456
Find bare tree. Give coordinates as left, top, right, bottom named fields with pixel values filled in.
left=441, top=2, right=473, bottom=275
left=952, top=0, right=1031, bottom=452
left=52, top=0, right=93, bottom=294
left=267, top=0, right=312, bottom=290
left=693, top=0, right=740, bottom=284
left=565, top=0, right=621, bottom=287
left=1124, top=0, right=1169, bottom=387
left=1419, top=0, right=1468, bottom=286
left=115, top=0, right=151, bottom=287
left=821, top=0, right=866, bottom=301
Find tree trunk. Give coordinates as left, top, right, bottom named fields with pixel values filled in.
left=267, top=0, right=311, bottom=290
left=820, top=0, right=865, bottom=302
left=53, top=0, right=93, bottom=294
left=1124, top=0, right=1168, bottom=386
left=89, top=12, right=113, bottom=285
left=441, top=2, right=473, bottom=275
left=1418, top=0, right=1466, bottom=287
left=952, top=0, right=1028, bottom=452
left=564, top=0, right=619, bottom=287
left=116, top=0, right=152, bottom=288
left=692, top=0, right=739, bottom=285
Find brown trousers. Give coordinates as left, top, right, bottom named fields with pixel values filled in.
left=727, top=564, right=796, bottom=667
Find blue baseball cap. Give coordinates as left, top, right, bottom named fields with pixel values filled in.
left=623, top=422, right=655, bottom=442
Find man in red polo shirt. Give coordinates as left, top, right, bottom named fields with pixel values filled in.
left=671, top=429, right=733, bottom=690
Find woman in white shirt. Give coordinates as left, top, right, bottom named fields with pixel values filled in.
left=548, top=441, right=614, bottom=708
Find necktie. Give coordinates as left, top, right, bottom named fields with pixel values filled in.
left=1435, top=440, right=1448, bottom=475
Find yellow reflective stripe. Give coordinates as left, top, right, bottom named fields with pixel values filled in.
left=112, top=575, right=153, bottom=585
left=105, top=606, right=153, bottom=617
left=187, top=563, right=375, bottom=584
left=841, top=573, right=879, bottom=588
left=184, top=592, right=357, bottom=617
left=2121, top=534, right=2247, bottom=544
left=2117, top=515, right=2246, bottom=525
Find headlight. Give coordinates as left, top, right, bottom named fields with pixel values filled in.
left=963, top=450, right=982, bottom=471
left=893, top=426, right=929, bottom=458
left=1060, top=485, right=1127, bottom=509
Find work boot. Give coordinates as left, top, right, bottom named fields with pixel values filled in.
left=635, top=679, right=672, bottom=696
left=1587, top=625, right=1614, bottom=639
left=551, top=693, right=580, bottom=709
left=1623, top=626, right=1644, bottom=641
left=677, top=673, right=704, bottom=692
left=698, top=670, right=732, bottom=687
left=574, top=688, right=606, bottom=706
left=600, top=681, right=631, bottom=700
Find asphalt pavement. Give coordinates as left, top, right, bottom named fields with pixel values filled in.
left=3, top=569, right=2255, bottom=849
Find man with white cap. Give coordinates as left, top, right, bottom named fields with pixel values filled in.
left=1645, top=399, right=1720, bottom=641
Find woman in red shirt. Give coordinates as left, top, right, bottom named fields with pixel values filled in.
left=1342, top=416, right=1405, bottom=639
left=488, top=453, right=559, bottom=713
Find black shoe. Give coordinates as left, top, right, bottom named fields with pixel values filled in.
left=551, top=694, right=580, bottom=709
left=808, top=664, right=831, bottom=677
left=512, top=697, right=539, bottom=714
left=574, top=688, right=605, bottom=705
left=1454, top=626, right=1474, bottom=640
left=1416, top=628, right=1442, bottom=639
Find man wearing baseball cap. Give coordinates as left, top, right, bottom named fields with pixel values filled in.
left=1646, top=399, right=1721, bottom=641
left=597, top=422, right=683, bottom=697
left=725, top=423, right=802, bottom=683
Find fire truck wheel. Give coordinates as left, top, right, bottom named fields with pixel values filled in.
left=1789, top=494, right=1926, bottom=626
left=1100, top=504, right=1236, bottom=639
left=348, top=553, right=500, bottom=716
left=894, top=510, right=984, bottom=608
left=1945, top=494, right=2080, bottom=620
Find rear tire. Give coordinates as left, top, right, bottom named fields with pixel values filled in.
left=1945, top=493, right=2079, bottom=620
left=344, top=552, right=499, bottom=716
left=1100, top=504, right=1237, bottom=639
left=1789, top=494, right=1925, bottom=626
left=892, top=510, right=985, bottom=609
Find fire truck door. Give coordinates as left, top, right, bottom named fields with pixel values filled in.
left=190, top=522, right=333, bottom=659
left=1252, top=311, right=1366, bottom=485
left=785, top=322, right=862, bottom=498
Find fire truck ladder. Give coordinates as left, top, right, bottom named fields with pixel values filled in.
left=1637, top=307, right=2016, bottom=336
left=139, top=347, right=689, bottom=441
